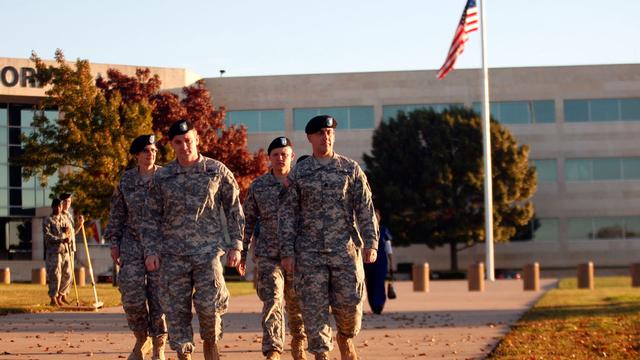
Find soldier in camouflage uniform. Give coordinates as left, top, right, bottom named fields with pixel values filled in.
left=240, top=137, right=307, bottom=360
left=140, top=120, right=244, bottom=360
left=279, top=115, right=379, bottom=360
left=58, top=192, right=82, bottom=305
left=105, top=135, right=167, bottom=360
left=43, top=198, right=73, bottom=306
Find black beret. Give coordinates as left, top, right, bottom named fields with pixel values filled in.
left=51, top=198, right=62, bottom=208
left=59, top=193, right=72, bottom=201
left=129, top=134, right=156, bottom=154
left=296, top=155, right=310, bottom=164
left=267, top=136, right=292, bottom=155
left=305, top=115, right=338, bottom=134
left=167, top=119, right=194, bottom=140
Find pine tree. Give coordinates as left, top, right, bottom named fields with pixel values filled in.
left=363, top=107, right=537, bottom=271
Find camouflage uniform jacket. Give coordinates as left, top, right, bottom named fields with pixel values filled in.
left=279, top=153, right=379, bottom=258
left=104, top=166, right=161, bottom=249
left=140, top=155, right=244, bottom=257
left=242, top=172, right=287, bottom=261
left=43, top=213, right=71, bottom=254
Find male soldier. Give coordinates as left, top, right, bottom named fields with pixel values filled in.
left=239, top=137, right=307, bottom=360
left=280, top=115, right=379, bottom=360
left=105, top=135, right=167, bottom=360
left=43, top=198, right=73, bottom=306
left=58, top=192, right=83, bottom=305
left=141, top=120, right=244, bottom=360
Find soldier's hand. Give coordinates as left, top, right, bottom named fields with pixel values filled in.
left=110, top=247, right=121, bottom=266
left=281, top=256, right=295, bottom=274
left=145, top=255, right=160, bottom=272
left=237, top=259, right=246, bottom=277
left=226, top=249, right=241, bottom=268
left=363, top=248, right=377, bottom=264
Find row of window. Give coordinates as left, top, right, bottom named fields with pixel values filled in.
left=516, top=216, right=640, bottom=242
left=533, top=157, right=640, bottom=182
left=225, top=97, right=640, bottom=133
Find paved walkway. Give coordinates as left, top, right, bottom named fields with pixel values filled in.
left=0, top=279, right=556, bottom=360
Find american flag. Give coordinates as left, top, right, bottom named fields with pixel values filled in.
left=437, top=0, right=479, bottom=80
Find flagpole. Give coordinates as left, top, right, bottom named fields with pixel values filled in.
left=479, top=0, right=495, bottom=281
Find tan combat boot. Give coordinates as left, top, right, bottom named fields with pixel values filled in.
left=177, top=352, right=192, bottom=360
left=266, top=350, right=281, bottom=360
left=291, top=337, right=307, bottom=360
left=202, top=339, right=220, bottom=360
left=314, top=353, right=329, bottom=360
left=336, top=332, right=358, bottom=360
left=128, top=330, right=152, bottom=360
left=49, top=296, right=60, bottom=306
left=151, top=334, right=167, bottom=360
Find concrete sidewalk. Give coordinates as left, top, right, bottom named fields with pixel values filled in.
left=0, top=279, right=556, bottom=360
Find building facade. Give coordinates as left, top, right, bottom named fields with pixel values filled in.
left=2, top=56, right=639, bottom=278
left=204, top=64, right=640, bottom=273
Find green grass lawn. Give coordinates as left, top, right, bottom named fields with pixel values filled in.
left=489, top=276, right=640, bottom=360
left=0, top=281, right=255, bottom=315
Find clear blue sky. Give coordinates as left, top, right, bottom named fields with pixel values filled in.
left=4, top=0, right=639, bottom=77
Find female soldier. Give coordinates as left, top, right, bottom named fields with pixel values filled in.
left=104, top=135, right=167, bottom=360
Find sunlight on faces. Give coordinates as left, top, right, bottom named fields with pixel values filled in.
left=307, top=128, right=334, bottom=157
left=269, top=146, right=294, bottom=174
left=171, top=129, right=200, bottom=164
left=62, top=198, right=71, bottom=211
left=135, top=144, right=157, bottom=169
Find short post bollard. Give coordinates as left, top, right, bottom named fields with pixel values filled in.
left=468, top=262, right=485, bottom=292
left=412, top=263, right=430, bottom=292
left=32, top=267, right=46, bottom=285
left=577, top=262, right=594, bottom=289
left=75, top=266, right=86, bottom=287
left=631, top=263, right=640, bottom=288
left=523, top=262, right=540, bottom=291
left=1, top=267, right=10, bottom=284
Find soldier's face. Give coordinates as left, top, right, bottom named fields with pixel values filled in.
left=307, top=128, right=334, bottom=156
left=53, top=204, right=62, bottom=215
left=269, top=146, right=294, bottom=173
left=136, top=144, right=157, bottom=168
left=62, top=198, right=71, bottom=211
left=171, top=130, right=199, bottom=162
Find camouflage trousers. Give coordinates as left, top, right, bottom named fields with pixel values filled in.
left=45, top=249, right=72, bottom=298
left=294, top=245, right=365, bottom=354
left=256, top=257, right=306, bottom=355
left=160, top=252, right=229, bottom=355
left=119, top=254, right=167, bottom=336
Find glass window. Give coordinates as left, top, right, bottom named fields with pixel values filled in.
left=0, top=147, right=7, bottom=163
left=592, top=217, right=624, bottom=239
left=294, top=106, right=374, bottom=130
left=348, top=106, right=374, bottom=129
left=565, top=159, right=592, bottom=181
left=0, top=127, right=7, bottom=145
left=621, top=99, right=640, bottom=121
left=0, top=188, right=7, bottom=207
left=622, top=158, right=640, bottom=180
left=499, top=102, right=530, bottom=124
left=567, top=218, right=593, bottom=240
left=533, top=101, right=555, bottom=123
left=532, top=159, right=557, bottom=182
left=590, top=99, right=619, bottom=121
left=21, top=189, right=35, bottom=208
left=624, top=217, right=640, bottom=239
left=592, top=158, right=621, bottom=180
left=564, top=100, right=589, bottom=122
left=382, top=106, right=404, bottom=121
left=0, top=165, right=6, bottom=188
left=383, top=103, right=461, bottom=121
left=227, top=110, right=259, bottom=132
left=0, top=207, right=6, bottom=216
left=259, top=110, right=285, bottom=132
left=20, top=109, right=37, bottom=128
left=293, top=109, right=319, bottom=131
left=533, top=218, right=559, bottom=241
left=0, top=108, right=7, bottom=126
